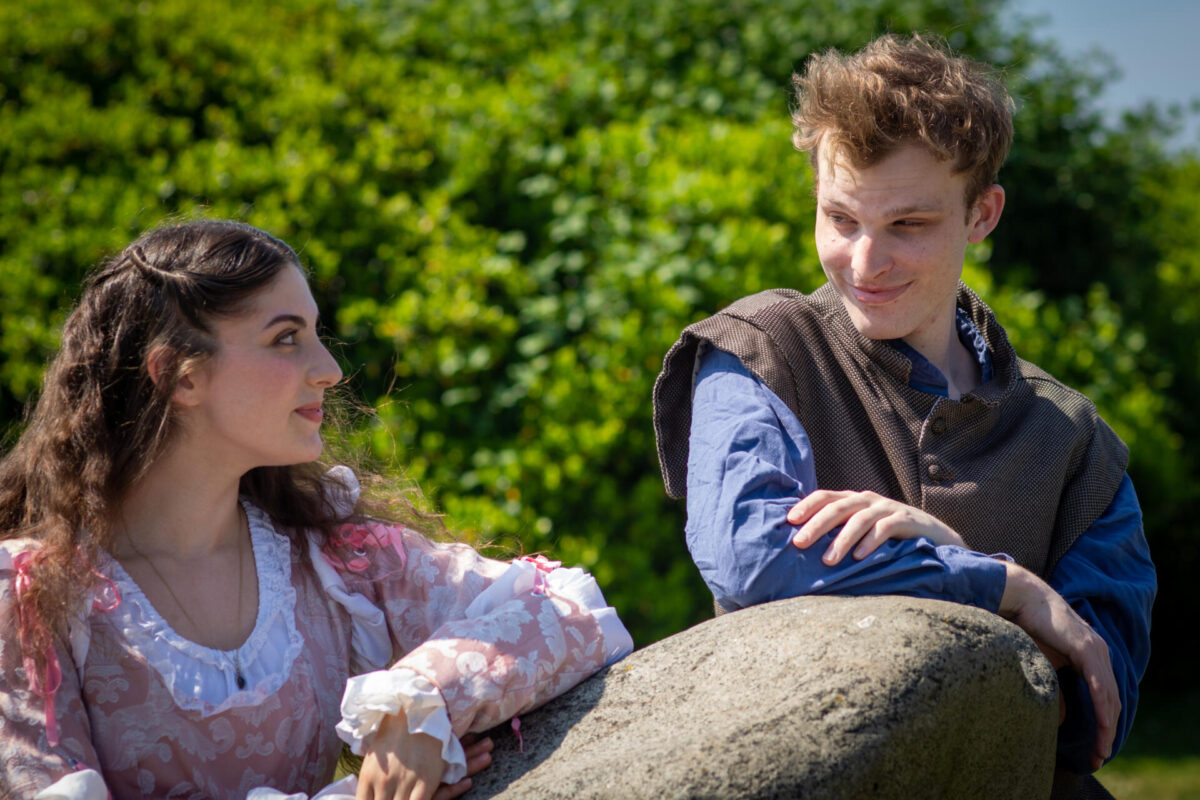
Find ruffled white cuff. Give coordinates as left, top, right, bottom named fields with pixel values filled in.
left=246, top=775, right=358, bottom=800
left=335, top=667, right=469, bottom=783
left=541, top=565, right=634, bottom=666
left=33, top=770, right=108, bottom=800
left=464, top=559, right=633, bottom=666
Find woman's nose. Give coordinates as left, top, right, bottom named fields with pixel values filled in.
left=311, top=342, right=343, bottom=388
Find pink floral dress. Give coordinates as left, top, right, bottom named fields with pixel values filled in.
left=0, top=472, right=632, bottom=799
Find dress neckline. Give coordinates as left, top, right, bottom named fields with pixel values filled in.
left=97, top=499, right=304, bottom=715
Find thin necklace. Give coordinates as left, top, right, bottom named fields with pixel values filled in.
left=124, top=505, right=249, bottom=690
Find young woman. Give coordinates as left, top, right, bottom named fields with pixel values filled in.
left=0, top=220, right=632, bottom=799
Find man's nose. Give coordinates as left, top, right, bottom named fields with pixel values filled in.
left=851, top=233, right=892, bottom=279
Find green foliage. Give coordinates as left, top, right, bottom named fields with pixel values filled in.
left=1095, top=690, right=1200, bottom=799
left=0, top=0, right=1196, bottom=670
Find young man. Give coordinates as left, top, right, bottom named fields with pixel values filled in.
left=652, top=34, right=1154, bottom=798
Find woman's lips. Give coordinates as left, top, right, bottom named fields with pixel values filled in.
left=294, top=405, right=324, bottom=423
left=851, top=282, right=910, bottom=305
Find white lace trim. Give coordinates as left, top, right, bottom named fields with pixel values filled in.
left=99, top=499, right=304, bottom=716
left=336, top=667, right=468, bottom=783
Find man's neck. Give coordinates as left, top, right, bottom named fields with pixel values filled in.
left=901, top=317, right=980, bottom=401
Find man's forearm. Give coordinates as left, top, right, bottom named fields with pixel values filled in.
left=998, top=561, right=1119, bottom=772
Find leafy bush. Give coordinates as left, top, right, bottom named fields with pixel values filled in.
left=1, top=0, right=1194, bottom=675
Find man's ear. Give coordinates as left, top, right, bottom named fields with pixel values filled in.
left=967, top=185, right=1005, bottom=244
left=146, top=346, right=203, bottom=407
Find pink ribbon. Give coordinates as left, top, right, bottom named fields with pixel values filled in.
left=511, top=715, right=525, bottom=753
left=322, top=522, right=408, bottom=576
left=518, top=554, right=561, bottom=597
left=518, top=554, right=562, bottom=573
left=90, top=570, right=121, bottom=613
left=12, top=551, right=63, bottom=747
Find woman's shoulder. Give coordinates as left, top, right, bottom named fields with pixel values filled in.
left=0, top=538, right=42, bottom=593
left=0, top=536, right=41, bottom=559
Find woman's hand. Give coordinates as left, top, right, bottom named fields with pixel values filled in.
left=788, top=490, right=965, bottom=564
left=356, top=712, right=493, bottom=800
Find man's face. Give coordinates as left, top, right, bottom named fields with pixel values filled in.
left=813, top=141, right=1003, bottom=352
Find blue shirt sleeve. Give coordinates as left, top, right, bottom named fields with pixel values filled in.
left=1048, top=474, right=1156, bottom=771
left=685, top=347, right=1008, bottom=612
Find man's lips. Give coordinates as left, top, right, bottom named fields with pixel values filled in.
left=294, top=404, right=324, bottom=423
left=851, top=282, right=910, bottom=305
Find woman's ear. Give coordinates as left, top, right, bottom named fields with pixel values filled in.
left=146, top=346, right=203, bottom=407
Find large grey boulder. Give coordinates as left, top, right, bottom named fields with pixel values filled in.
left=471, top=595, right=1059, bottom=799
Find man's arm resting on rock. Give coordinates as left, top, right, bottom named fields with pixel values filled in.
left=686, top=348, right=1006, bottom=612
left=999, top=560, right=1121, bottom=774
left=1043, top=475, right=1155, bottom=773
left=689, top=348, right=1154, bottom=773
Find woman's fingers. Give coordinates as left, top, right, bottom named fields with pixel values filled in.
left=462, top=736, right=494, bottom=776
left=462, top=735, right=493, bottom=756
left=430, top=735, right=494, bottom=800
left=432, top=778, right=473, bottom=800
left=428, top=735, right=494, bottom=799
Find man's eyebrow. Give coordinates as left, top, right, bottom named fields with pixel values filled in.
left=883, top=203, right=944, bottom=217
left=262, top=313, right=315, bottom=331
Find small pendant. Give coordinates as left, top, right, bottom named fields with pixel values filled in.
left=236, top=672, right=246, bottom=690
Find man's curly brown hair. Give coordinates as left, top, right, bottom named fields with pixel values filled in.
left=792, top=33, right=1014, bottom=207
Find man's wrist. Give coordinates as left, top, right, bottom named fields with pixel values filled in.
left=998, top=561, right=1037, bottom=618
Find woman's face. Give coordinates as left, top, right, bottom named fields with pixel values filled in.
left=179, top=265, right=342, bottom=473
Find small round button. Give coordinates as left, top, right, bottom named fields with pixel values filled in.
left=927, top=463, right=943, bottom=480
left=930, top=417, right=947, bottom=435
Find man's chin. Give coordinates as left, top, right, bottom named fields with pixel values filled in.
left=843, top=303, right=906, bottom=341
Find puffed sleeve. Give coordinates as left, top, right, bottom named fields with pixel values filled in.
left=0, top=545, right=108, bottom=799
left=312, top=469, right=633, bottom=784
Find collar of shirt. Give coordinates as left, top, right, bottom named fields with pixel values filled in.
left=887, top=307, right=994, bottom=397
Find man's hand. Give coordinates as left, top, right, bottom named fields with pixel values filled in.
left=1000, top=562, right=1119, bottom=772
left=356, top=711, right=494, bottom=800
left=788, top=490, right=965, bottom=563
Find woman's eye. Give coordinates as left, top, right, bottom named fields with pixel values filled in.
left=276, top=330, right=298, bottom=345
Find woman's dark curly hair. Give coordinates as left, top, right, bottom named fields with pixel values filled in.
left=0, top=220, right=426, bottom=680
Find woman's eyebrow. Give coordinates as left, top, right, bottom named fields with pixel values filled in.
left=261, top=313, right=314, bottom=331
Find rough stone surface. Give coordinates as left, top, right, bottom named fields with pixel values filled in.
left=470, top=595, right=1058, bottom=800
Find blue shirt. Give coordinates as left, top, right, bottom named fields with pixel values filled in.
left=686, top=340, right=1155, bottom=771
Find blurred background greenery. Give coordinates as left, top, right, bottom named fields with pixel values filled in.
left=2, top=0, right=1196, bottom=792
